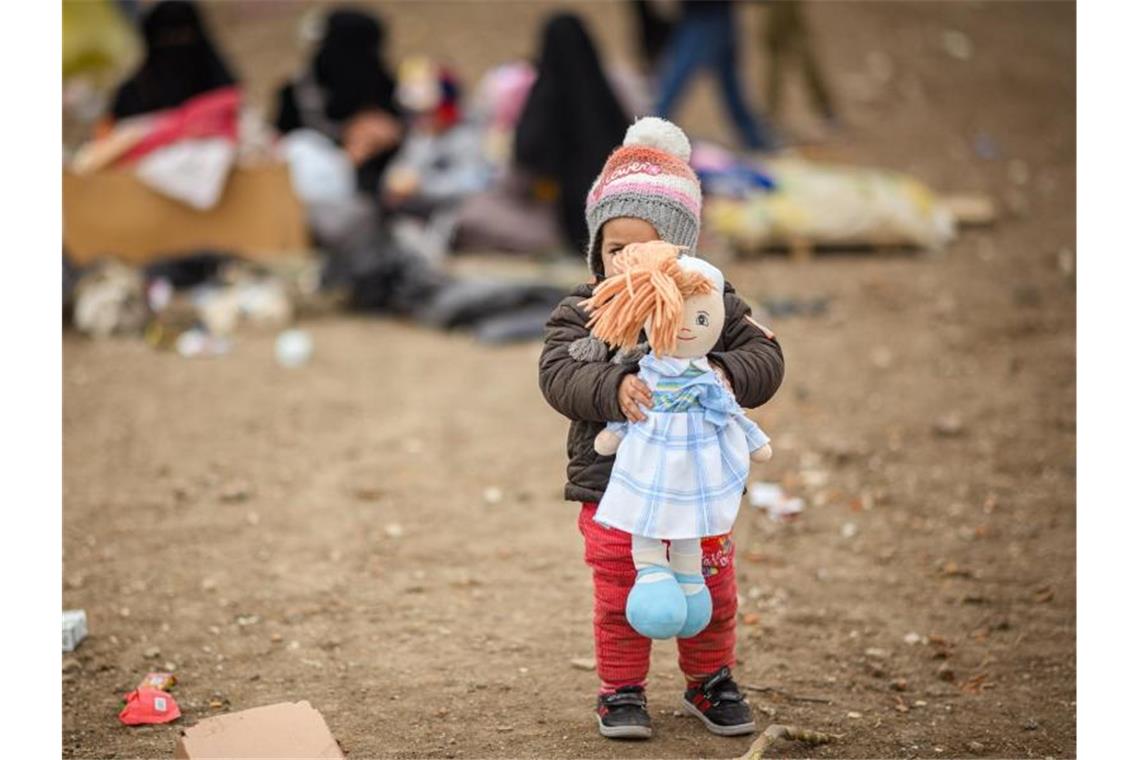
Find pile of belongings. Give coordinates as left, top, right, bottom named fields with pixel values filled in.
left=694, top=142, right=957, bottom=253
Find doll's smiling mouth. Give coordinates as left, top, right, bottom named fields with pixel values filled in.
left=677, top=335, right=696, bottom=341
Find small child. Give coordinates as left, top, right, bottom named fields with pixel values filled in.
left=539, top=117, right=785, bottom=740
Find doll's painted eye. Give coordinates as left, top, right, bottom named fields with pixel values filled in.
left=696, top=313, right=709, bottom=327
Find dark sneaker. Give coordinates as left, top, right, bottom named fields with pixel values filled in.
left=596, top=686, right=652, bottom=739
left=682, top=666, right=757, bottom=736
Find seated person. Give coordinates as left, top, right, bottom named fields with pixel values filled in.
left=274, top=8, right=404, bottom=197
left=111, top=0, right=236, bottom=121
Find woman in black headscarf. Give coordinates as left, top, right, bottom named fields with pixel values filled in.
left=514, top=13, right=630, bottom=251
left=111, top=0, right=236, bottom=120
left=274, top=8, right=403, bottom=195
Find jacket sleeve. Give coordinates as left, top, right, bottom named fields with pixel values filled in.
left=708, top=291, right=785, bottom=409
left=538, top=298, right=637, bottom=423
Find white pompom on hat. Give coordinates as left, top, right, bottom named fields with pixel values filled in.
left=622, top=116, right=692, bottom=162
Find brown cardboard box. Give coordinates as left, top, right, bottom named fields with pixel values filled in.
left=63, top=164, right=308, bottom=266
left=173, top=701, right=344, bottom=759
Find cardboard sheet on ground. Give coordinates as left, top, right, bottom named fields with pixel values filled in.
left=173, top=701, right=344, bottom=759
left=63, top=164, right=307, bottom=265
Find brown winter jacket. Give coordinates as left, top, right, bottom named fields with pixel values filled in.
left=538, top=280, right=785, bottom=504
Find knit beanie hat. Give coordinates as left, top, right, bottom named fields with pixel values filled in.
left=584, top=116, right=702, bottom=277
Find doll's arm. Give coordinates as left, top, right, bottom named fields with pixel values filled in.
left=707, top=288, right=785, bottom=409
left=750, top=443, right=773, bottom=462
left=539, top=298, right=637, bottom=423
left=742, top=416, right=774, bottom=462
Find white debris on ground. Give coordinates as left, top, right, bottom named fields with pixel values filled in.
left=748, top=481, right=805, bottom=522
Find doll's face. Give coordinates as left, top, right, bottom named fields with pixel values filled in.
left=647, top=289, right=724, bottom=359
left=672, top=290, right=725, bottom=358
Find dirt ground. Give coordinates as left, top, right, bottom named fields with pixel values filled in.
left=62, top=2, right=1075, bottom=758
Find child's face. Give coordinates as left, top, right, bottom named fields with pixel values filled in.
left=599, top=217, right=660, bottom=277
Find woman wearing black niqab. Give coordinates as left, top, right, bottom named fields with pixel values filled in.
left=514, top=13, right=630, bottom=251
left=111, top=0, right=236, bottom=120
left=274, top=8, right=402, bottom=195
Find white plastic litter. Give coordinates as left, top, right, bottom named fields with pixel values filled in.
left=176, top=328, right=231, bottom=358
left=135, top=137, right=236, bottom=210
left=63, top=609, right=88, bottom=652
left=73, top=261, right=147, bottom=338
left=275, top=329, right=313, bottom=368
left=747, top=481, right=805, bottom=522
left=195, top=279, right=293, bottom=337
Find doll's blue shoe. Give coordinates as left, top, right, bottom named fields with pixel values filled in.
left=674, top=572, right=713, bottom=639
left=626, top=566, right=687, bottom=640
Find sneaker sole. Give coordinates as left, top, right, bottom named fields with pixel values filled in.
left=595, top=713, right=652, bottom=740
left=681, top=699, right=757, bottom=737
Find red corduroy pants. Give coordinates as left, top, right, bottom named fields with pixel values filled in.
left=579, top=502, right=738, bottom=691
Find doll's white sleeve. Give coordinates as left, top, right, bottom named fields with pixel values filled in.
left=605, top=420, right=629, bottom=437
left=739, top=415, right=770, bottom=452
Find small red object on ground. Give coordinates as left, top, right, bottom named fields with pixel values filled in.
left=119, top=687, right=181, bottom=726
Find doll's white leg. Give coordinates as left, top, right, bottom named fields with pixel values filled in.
left=669, top=538, right=712, bottom=638
left=631, top=534, right=669, bottom=571
left=627, top=535, right=686, bottom=639
left=668, top=538, right=703, bottom=578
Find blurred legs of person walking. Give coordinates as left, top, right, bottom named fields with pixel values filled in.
left=765, top=0, right=836, bottom=125
left=655, top=1, right=776, bottom=150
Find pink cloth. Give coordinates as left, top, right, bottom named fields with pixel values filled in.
left=123, top=86, right=240, bottom=163
left=118, top=688, right=181, bottom=726
left=591, top=181, right=702, bottom=216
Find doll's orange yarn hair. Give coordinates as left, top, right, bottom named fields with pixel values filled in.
left=580, top=241, right=713, bottom=354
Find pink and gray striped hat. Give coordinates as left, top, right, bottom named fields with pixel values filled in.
left=584, top=117, right=702, bottom=276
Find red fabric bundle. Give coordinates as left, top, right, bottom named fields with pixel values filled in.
left=123, top=86, right=240, bottom=163
left=118, top=687, right=181, bottom=726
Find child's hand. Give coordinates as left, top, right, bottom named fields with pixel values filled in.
left=618, top=374, right=652, bottom=422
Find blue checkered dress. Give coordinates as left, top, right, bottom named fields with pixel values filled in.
left=595, top=354, right=770, bottom=540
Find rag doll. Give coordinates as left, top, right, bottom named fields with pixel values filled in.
left=580, top=241, right=773, bottom=640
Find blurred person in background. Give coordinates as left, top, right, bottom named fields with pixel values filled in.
left=654, top=0, right=777, bottom=151
left=762, top=0, right=838, bottom=129
left=514, top=13, right=631, bottom=252
left=274, top=8, right=404, bottom=197
left=382, top=58, right=494, bottom=261
left=384, top=58, right=489, bottom=215
left=110, top=0, right=236, bottom=121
